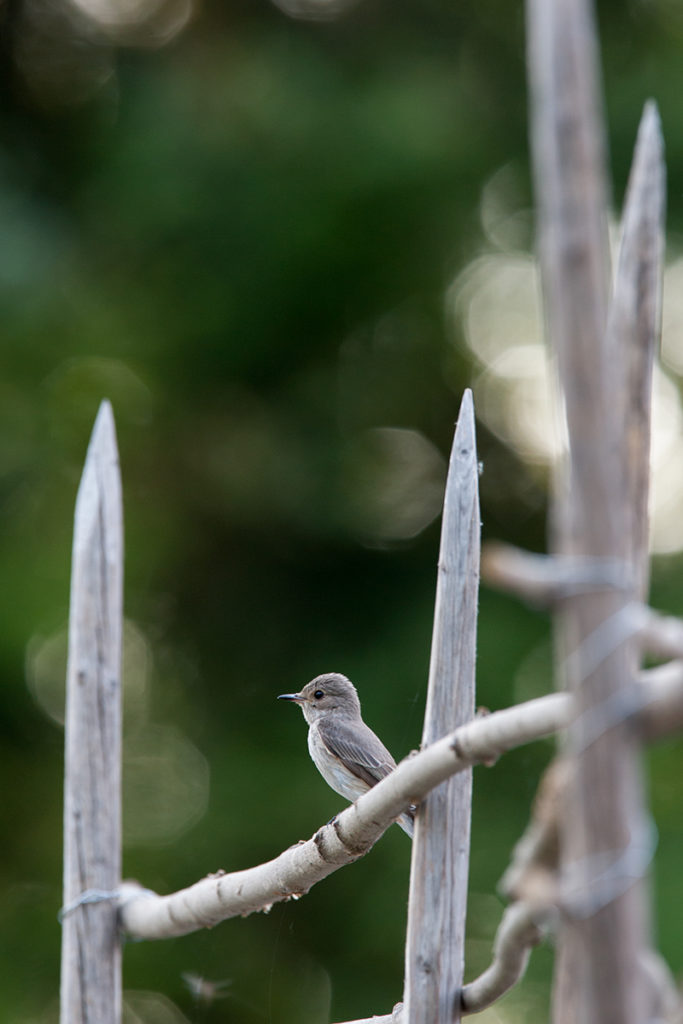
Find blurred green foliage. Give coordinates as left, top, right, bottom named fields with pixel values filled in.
left=1, top=0, right=682, bottom=1021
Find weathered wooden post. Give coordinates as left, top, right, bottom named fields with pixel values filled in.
left=403, top=389, right=480, bottom=1023
left=60, top=401, right=124, bottom=1024
left=526, top=0, right=665, bottom=1021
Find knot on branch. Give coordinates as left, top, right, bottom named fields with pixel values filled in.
left=312, top=821, right=364, bottom=865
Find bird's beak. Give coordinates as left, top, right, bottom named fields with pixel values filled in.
left=278, top=692, right=305, bottom=704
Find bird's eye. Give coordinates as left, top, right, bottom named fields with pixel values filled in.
left=313, top=690, right=324, bottom=700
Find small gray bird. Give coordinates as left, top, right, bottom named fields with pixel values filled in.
left=278, top=672, right=414, bottom=837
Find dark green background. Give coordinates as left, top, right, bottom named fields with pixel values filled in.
left=1, top=1, right=682, bottom=1021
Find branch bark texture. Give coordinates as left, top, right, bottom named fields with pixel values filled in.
left=116, top=662, right=683, bottom=943
left=119, top=692, right=565, bottom=941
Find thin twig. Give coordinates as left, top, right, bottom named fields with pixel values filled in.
left=334, top=902, right=549, bottom=1022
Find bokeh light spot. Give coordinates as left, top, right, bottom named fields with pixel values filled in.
left=123, top=724, right=209, bottom=845
left=123, top=991, right=191, bottom=1024
left=269, top=0, right=359, bottom=21
left=45, top=356, right=153, bottom=462
left=68, top=0, right=193, bottom=45
left=660, top=257, right=683, bottom=377
left=26, top=618, right=151, bottom=726
left=452, top=241, right=683, bottom=554
left=343, top=427, right=446, bottom=545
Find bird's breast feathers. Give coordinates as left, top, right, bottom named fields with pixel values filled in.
left=307, top=724, right=367, bottom=801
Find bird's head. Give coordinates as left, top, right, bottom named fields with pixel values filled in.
left=278, top=672, right=362, bottom=724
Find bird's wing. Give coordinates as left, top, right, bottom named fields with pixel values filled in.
left=317, top=717, right=398, bottom=790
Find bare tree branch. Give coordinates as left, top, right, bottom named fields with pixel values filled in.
left=501, top=659, right=683, bottom=901
left=460, top=902, right=548, bottom=1014
left=483, top=544, right=683, bottom=666
left=118, top=664, right=683, bottom=942
left=639, top=949, right=683, bottom=1024
left=639, top=609, right=683, bottom=661
left=118, top=693, right=566, bottom=940
left=637, top=660, right=683, bottom=740
left=335, top=933, right=683, bottom=1024
left=499, top=757, right=568, bottom=904
left=335, top=902, right=549, bottom=1022
left=333, top=654, right=683, bottom=1024
left=481, top=542, right=635, bottom=607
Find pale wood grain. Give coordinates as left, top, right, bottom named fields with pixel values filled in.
left=607, top=101, right=666, bottom=600
left=526, top=2, right=665, bottom=1022
left=402, top=389, right=480, bottom=1024
left=527, top=0, right=611, bottom=555
left=60, top=402, right=123, bottom=1024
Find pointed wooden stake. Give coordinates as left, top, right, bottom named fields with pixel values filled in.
left=608, top=100, right=666, bottom=599
left=403, top=389, right=480, bottom=1023
left=60, top=401, right=123, bottom=1024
